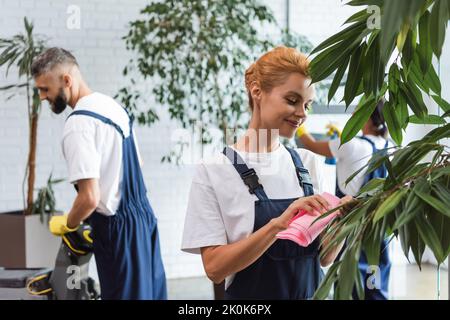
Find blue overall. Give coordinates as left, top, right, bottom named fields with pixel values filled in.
left=223, top=146, right=323, bottom=300
left=335, top=136, right=390, bottom=300
left=67, top=110, right=167, bottom=300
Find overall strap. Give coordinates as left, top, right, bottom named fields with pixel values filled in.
left=357, top=135, right=390, bottom=152
left=222, top=147, right=268, bottom=201
left=122, top=107, right=135, bottom=133
left=358, top=136, right=389, bottom=184
left=67, top=110, right=125, bottom=139
left=285, top=147, right=314, bottom=196
left=357, top=136, right=376, bottom=152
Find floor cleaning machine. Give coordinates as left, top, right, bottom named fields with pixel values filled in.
left=0, top=223, right=99, bottom=300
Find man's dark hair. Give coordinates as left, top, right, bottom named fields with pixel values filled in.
left=31, top=47, right=78, bottom=77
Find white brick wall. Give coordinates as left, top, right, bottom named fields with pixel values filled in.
left=289, top=0, right=358, bottom=44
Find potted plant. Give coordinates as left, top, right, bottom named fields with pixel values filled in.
left=0, top=18, right=61, bottom=268
left=32, top=174, right=64, bottom=225
left=307, top=0, right=450, bottom=299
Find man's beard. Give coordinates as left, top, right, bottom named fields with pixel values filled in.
left=50, top=88, right=68, bottom=114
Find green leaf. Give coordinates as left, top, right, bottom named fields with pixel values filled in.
left=346, top=0, right=384, bottom=6
left=433, top=181, right=450, bottom=206
left=388, top=64, right=401, bottom=94
left=353, top=264, right=365, bottom=300
left=380, top=0, right=423, bottom=63
left=341, top=95, right=377, bottom=145
left=418, top=10, right=432, bottom=74
left=343, top=9, right=370, bottom=25
left=391, top=143, right=439, bottom=180
left=383, top=99, right=403, bottom=145
left=366, top=29, right=380, bottom=51
left=401, top=28, right=416, bottom=68
left=424, top=63, right=441, bottom=96
left=363, top=222, right=381, bottom=266
left=398, top=223, right=411, bottom=262
left=313, top=261, right=342, bottom=300
left=328, top=55, right=350, bottom=104
left=363, top=36, right=385, bottom=97
left=310, top=20, right=365, bottom=55
left=409, top=55, right=441, bottom=95
left=428, top=209, right=450, bottom=258
left=312, top=204, right=344, bottom=226
left=431, top=95, right=450, bottom=112
left=397, top=89, right=410, bottom=129
left=396, top=22, right=410, bottom=53
left=422, top=123, right=450, bottom=142
left=430, top=0, right=449, bottom=58
left=400, top=81, right=428, bottom=119
left=358, top=178, right=385, bottom=196
left=431, top=166, right=450, bottom=180
left=409, top=114, right=446, bottom=125
left=415, top=186, right=450, bottom=218
left=415, top=213, right=445, bottom=263
left=24, top=17, right=33, bottom=33
left=320, top=222, right=357, bottom=258
left=393, top=189, right=422, bottom=230
left=384, top=157, right=399, bottom=188
left=346, top=148, right=388, bottom=185
left=310, top=29, right=369, bottom=84
left=373, top=189, right=408, bottom=222
left=431, top=147, right=444, bottom=169
left=335, top=244, right=360, bottom=300
left=309, top=42, right=352, bottom=83
left=409, top=221, right=426, bottom=268
left=344, top=43, right=365, bottom=106
left=0, top=83, right=27, bottom=91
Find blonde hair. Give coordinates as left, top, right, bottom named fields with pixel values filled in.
left=245, top=46, right=310, bottom=110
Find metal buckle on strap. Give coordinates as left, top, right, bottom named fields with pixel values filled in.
left=241, top=169, right=263, bottom=195
left=296, top=167, right=313, bottom=189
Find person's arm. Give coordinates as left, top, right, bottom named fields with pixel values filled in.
left=299, top=133, right=334, bottom=158
left=201, top=195, right=331, bottom=284
left=201, top=219, right=282, bottom=284
left=319, top=220, right=346, bottom=267
left=67, top=178, right=100, bottom=229
left=319, top=195, right=353, bottom=267
left=62, top=121, right=102, bottom=229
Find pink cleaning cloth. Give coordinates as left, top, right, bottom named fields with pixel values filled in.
left=276, top=192, right=342, bottom=247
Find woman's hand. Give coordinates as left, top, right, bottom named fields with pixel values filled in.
left=271, top=194, right=331, bottom=232
left=338, top=195, right=356, bottom=216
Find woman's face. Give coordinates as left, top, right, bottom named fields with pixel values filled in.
left=256, top=73, right=315, bottom=138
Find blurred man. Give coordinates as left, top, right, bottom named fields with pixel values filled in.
left=32, top=47, right=167, bottom=300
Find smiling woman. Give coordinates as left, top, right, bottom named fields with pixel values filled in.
left=244, top=46, right=315, bottom=142
left=181, top=46, right=351, bottom=300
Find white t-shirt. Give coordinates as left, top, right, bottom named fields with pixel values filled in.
left=329, top=135, right=392, bottom=196
left=62, top=92, right=142, bottom=216
left=181, top=144, right=326, bottom=289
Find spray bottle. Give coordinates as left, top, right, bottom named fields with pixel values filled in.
left=324, top=123, right=341, bottom=165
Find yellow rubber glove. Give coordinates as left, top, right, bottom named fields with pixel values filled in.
left=296, top=124, right=309, bottom=137
left=325, top=123, right=342, bottom=138
left=49, top=214, right=78, bottom=236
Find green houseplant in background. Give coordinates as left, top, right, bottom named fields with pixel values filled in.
left=308, top=0, right=450, bottom=299
left=33, top=174, right=64, bottom=225
left=119, top=0, right=319, bottom=163
left=0, top=17, right=46, bottom=216
left=0, top=18, right=61, bottom=268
